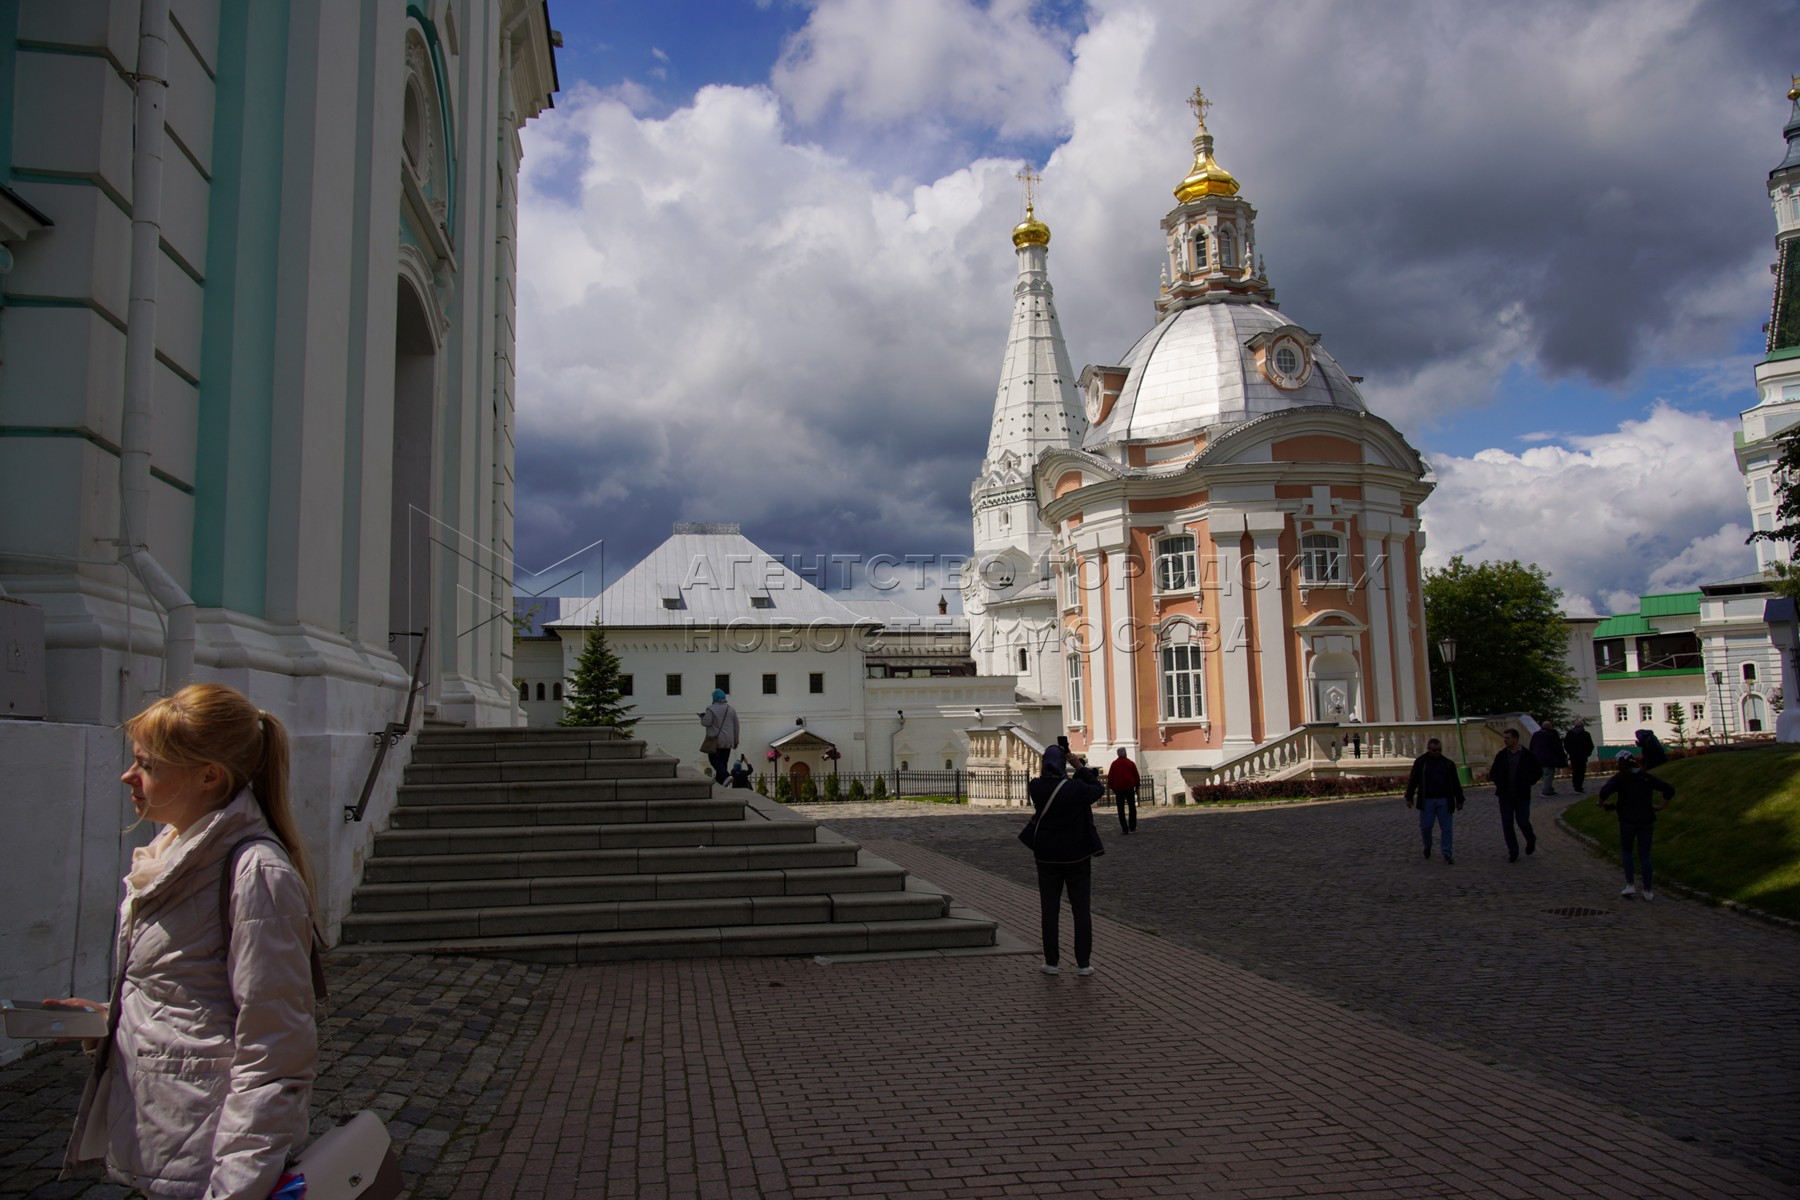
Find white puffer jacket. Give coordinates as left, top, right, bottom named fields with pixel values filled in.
left=64, top=790, right=318, bottom=1200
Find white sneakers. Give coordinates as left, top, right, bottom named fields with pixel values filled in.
left=1642, top=890, right=1655, bottom=901
left=1620, top=884, right=1636, bottom=897
left=1077, top=966, right=1096, bottom=976
left=1041, top=963, right=1059, bottom=975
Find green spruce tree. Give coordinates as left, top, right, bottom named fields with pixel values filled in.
left=558, top=627, right=636, bottom=733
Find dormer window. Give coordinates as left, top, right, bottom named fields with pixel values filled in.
left=661, top=596, right=686, bottom=610
left=751, top=595, right=774, bottom=609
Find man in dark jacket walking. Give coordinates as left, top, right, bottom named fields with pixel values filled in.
left=1404, top=737, right=1465, bottom=863
left=1597, top=748, right=1675, bottom=899
left=1529, top=722, right=1567, bottom=796
left=1026, top=750, right=1107, bottom=975
left=1487, top=728, right=1543, bottom=862
left=1563, top=718, right=1596, bottom=793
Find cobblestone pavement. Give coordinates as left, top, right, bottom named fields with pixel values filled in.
left=802, top=796, right=1800, bottom=1187
left=4, top=794, right=1795, bottom=1198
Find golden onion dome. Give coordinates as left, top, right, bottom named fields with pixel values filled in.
left=1012, top=203, right=1051, bottom=247
left=1174, top=134, right=1239, bottom=202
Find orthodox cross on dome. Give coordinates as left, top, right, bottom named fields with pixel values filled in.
left=1016, top=166, right=1041, bottom=213
left=1011, top=165, right=1050, bottom=247
left=1188, top=86, right=1213, bottom=131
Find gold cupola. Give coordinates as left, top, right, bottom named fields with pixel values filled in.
left=1012, top=202, right=1051, bottom=247
left=1173, top=85, right=1239, bottom=202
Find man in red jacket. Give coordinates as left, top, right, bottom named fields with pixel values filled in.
left=1106, top=748, right=1141, bottom=834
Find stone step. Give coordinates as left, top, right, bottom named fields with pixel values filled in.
left=334, top=913, right=1002, bottom=963
left=414, top=725, right=632, bottom=746
left=341, top=887, right=951, bottom=943
left=360, top=839, right=861, bottom=884
left=404, top=755, right=676, bottom=784
left=395, top=776, right=713, bottom=805
left=409, top=737, right=650, bottom=766
left=352, top=862, right=912, bottom=913
left=387, top=799, right=754, bottom=830
left=374, top=816, right=815, bottom=855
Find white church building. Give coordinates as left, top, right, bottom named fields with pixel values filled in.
left=0, top=0, right=558, bottom=1036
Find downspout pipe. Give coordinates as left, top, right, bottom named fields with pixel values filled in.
left=119, top=0, right=196, bottom=694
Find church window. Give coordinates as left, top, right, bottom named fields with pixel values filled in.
left=1218, top=228, right=1237, bottom=269
left=666, top=674, right=682, bottom=696
left=810, top=672, right=825, bottom=694
left=518, top=681, right=529, bottom=702
left=1614, top=704, right=1629, bottom=723
left=763, top=673, right=778, bottom=694
left=535, top=682, right=545, bottom=701
left=1743, top=662, right=1757, bottom=682
left=1299, top=533, right=1344, bottom=585
left=1160, top=643, right=1205, bottom=721
left=553, top=682, right=563, bottom=702
left=1191, top=233, right=1208, bottom=270
left=1275, top=345, right=1300, bottom=376
left=715, top=673, right=731, bottom=695
left=620, top=674, right=634, bottom=696
left=402, top=82, right=425, bottom=173
left=1155, top=535, right=1197, bottom=592
left=1001, top=510, right=1011, bottom=528
left=901, top=760, right=910, bottom=771
left=1067, top=653, right=1084, bottom=724
left=1018, top=648, right=1030, bottom=672
left=1063, top=559, right=1081, bottom=608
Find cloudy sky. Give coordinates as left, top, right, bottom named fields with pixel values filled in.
left=512, top=0, right=1798, bottom=617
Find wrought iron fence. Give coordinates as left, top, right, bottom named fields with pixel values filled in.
left=769, top=767, right=1157, bottom=807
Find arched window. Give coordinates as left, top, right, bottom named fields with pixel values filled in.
left=553, top=682, right=564, bottom=701
left=1018, top=647, right=1030, bottom=672
left=535, top=682, right=545, bottom=701
left=1743, top=661, right=1757, bottom=682
left=1218, top=228, right=1237, bottom=269
left=1156, top=535, right=1196, bottom=592
left=1299, top=533, right=1344, bottom=585
left=518, top=680, right=529, bottom=702
left=945, top=758, right=953, bottom=770
left=901, top=760, right=910, bottom=771
left=1191, top=233, right=1208, bottom=270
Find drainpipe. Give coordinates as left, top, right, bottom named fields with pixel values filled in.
left=118, top=0, right=196, bottom=694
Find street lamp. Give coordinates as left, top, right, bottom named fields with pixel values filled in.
left=1711, top=670, right=1729, bottom=742
left=1438, top=637, right=1474, bottom=785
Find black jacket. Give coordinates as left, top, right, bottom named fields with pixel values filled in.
left=1487, top=747, right=1542, bottom=801
left=1404, top=753, right=1465, bottom=806
left=1563, top=727, right=1595, bottom=763
left=1025, top=771, right=1106, bottom=863
left=1529, top=728, right=1567, bottom=768
left=1598, top=767, right=1674, bottom=824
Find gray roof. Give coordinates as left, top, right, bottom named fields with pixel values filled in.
left=552, top=530, right=876, bottom=628
left=1085, top=302, right=1366, bottom=446
left=837, top=598, right=967, bottom=632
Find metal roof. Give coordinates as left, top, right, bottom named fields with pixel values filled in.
left=551, top=530, right=877, bottom=629
left=1637, top=592, right=1702, bottom=618
left=1590, top=614, right=1658, bottom=639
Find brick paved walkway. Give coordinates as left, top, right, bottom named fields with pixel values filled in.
left=6, top=795, right=1796, bottom=1198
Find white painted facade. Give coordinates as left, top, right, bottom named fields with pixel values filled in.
left=1742, top=80, right=1800, bottom=569
left=0, top=0, right=557, bottom=1053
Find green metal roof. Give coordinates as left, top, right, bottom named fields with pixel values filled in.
left=1637, top=591, right=1701, bottom=618
left=1591, top=614, right=1657, bottom=639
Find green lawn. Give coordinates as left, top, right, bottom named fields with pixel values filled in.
left=1563, top=745, right=1800, bottom=922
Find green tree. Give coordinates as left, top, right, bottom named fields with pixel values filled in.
left=848, top=778, right=867, bottom=801
left=755, top=772, right=769, bottom=796
left=800, top=776, right=818, bottom=803
left=1423, top=556, right=1578, bottom=724
left=871, top=775, right=888, bottom=801
left=823, top=772, right=841, bottom=802
left=557, top=627, right=636, bottom=733
left=775, top=773, right=791, bottom=801
left=1669, top=702, right=1689, bottom=748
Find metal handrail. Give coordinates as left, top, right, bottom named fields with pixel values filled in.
left=345, top=628, right=429, bottom=823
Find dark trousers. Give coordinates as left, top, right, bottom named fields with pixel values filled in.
left=707, top=748, right=730, bottom=784
left=1036, top=858, right=1092, bottom=968
left=1570, top=758, right=1588, bottom=791
left=1619, top=822, right=1655, bottom=888
left=1114, top=787, right=1138, bottom=833
left=1499, top=795, right=1536, bottom=858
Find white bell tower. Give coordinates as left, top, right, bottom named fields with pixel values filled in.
left=968, top=170, right=1087, bottom=702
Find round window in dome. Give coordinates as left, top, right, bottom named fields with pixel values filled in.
left=1263, top=335, right=1312, bottom=390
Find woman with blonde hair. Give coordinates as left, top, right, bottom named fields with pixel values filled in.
left=55, top=683, right=320, bottom=1200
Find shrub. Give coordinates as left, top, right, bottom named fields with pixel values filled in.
left=801, top=776, right=819, bottom=803
left=755, top=772, right=768, bottom=796
left=823, top=773, right=841, bottom=802
left=872, top=775, right=889, bottom=801
left=775, top=773, right=791, bottom=800
left=1189, top=775, right=1411, bottom=804
left=848, top=779, right=868, bottom=801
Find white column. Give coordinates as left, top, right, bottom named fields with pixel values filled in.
left=1105, top=545, right=1138, bottom=752
left=1209, top=522, right=1255, bottom=749
left=1363, top=532, right=1395, bottom=721
left=1387, top=531, right=1419, bottom=718
left=1246, top=514, right=1290, bottom=736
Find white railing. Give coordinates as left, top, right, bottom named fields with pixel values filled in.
left=1178, top=715, right=1528, bottom=794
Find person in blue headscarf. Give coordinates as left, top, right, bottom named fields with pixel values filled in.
left=699, top=689, right=739, bottom=785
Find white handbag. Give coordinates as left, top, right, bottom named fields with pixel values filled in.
left=288, top=1111, right=403, bottom=1200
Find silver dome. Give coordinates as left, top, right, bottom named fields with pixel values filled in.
left=1084, top=302, right=1366, bottom=447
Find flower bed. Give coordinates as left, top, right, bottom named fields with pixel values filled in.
left=1189, top=774, right=1410, bottom=804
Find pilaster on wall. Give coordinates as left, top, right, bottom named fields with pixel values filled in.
left=1207, top=519, right=1254, bottom=749
left=1245, top=512, right=1290, bottom=737
left=1103, top=545, right=1137, bottom=752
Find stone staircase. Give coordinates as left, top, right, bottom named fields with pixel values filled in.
left=339, top=726, right=1001, bottom=962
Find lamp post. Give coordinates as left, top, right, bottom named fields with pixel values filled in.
left=1438, top=637, right=1474, bottom=785
left=1711, top=670, right=1729, bottom=742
